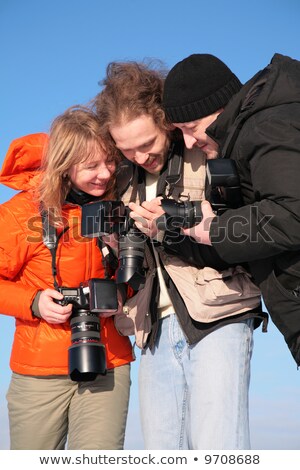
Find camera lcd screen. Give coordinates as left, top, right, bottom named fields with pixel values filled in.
left=61, top=289, right=78, bottom=296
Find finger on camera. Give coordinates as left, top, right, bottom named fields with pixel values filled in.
left=52, top=302, right=73, bottom=315
left=141, top=199, right=163, bottom=213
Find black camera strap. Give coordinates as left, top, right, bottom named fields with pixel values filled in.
left=129, top=164, right=140, bottom=203
left=41, top=210, right=69, bottom=289
left=157, top=140, right=184, bottom=199
left=97, top=237, right=118, bottom=279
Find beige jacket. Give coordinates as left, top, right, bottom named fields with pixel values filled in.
left=115, top=145, right=262, bottom=347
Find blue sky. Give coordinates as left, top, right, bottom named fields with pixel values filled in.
left=0, top=0, right=299, bottom=450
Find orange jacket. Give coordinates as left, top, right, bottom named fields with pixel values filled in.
left=0, top=133, right=133, bottom=376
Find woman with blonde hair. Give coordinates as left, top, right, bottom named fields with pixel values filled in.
left=0, top=106, right=133, bottom=450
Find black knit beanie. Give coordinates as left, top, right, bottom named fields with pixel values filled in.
left=163, top=54, right=242, bottom=123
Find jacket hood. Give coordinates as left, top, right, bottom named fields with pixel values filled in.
left=253, top=53, right=300, bottom=111
left=0, top=133, right=48, bottom=191
left=208, top=53, right=300, bottom=148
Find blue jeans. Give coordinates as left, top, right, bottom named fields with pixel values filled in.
left=139, top=314, right=254, bottom=450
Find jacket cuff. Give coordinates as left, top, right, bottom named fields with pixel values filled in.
left=31, top=291, right=42, bottom=318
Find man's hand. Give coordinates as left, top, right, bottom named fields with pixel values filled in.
left=182, top=201, right=216, bottom=245
left=101, top=232, right=119, bottom=256
left=128, top=197, right=165, bottom=238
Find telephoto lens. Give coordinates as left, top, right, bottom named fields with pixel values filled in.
left=116, top=228, right=147, bottom=291
left=55, top=286, right=107, bottom=381
left=68, top=308, right=106, bottom=381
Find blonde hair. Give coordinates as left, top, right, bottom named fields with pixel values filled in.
left=38, top=106, right=119, bottom=226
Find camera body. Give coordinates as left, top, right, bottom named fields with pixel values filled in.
left=56, top=286, right=87, bottom=308
left=81, top=200, right=126, bottom=238
left=160, top=159, right=243, bottom=229
left=56, top=279, right=118, bottom=381
left=81, top=201, right=146, bottom=291
left=56, top=279, right=118, bottom=312
left=59, top=197, right=147, bottom=381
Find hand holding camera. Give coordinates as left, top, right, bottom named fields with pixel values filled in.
left=38, top=288, right=73, bottom=324
left=52, top=279, right=119, bottom=381
left=157, top=159, right=243, bottom=232
left=181, top=201, right=215, bottom=245
left=128, top=197, right=164, bottom=238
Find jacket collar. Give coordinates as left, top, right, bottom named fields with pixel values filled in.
left=65, top=187, right=101, bottom=206
left=206, top=68, right=269, bottom=153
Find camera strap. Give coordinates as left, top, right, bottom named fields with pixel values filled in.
left=97, top=237, right=118, bottom=279
left=157, top=140, right=184, bottom=198
left=129, top=165, right=140, bottom=203
left=41, top=210, right=69, bottom=289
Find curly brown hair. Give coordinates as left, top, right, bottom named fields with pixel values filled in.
left=92, top=60, right=177, bottom=160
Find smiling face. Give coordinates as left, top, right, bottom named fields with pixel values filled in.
left=68, top=144, right=116, bottom=197
left=173, top=110, right=222, bottom=160
left=109, top=114, right=170, bottom=174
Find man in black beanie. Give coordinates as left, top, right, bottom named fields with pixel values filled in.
left=163, top=53, right=300, bottom=368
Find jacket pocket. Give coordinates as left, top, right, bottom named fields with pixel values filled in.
left=195, top=266, right=261, bottom=305
left=163, top=258, right=261, bottom=323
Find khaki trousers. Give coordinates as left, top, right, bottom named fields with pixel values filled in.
left=6, top=364, right=130, bottom=450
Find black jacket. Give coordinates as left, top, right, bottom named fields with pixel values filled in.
left=207, top=53, right=300, bottom=365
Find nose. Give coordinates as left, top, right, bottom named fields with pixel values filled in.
left=134, top=151, right=149, bottom=165
left=97, top=164, right=113, bottom=180
left=183, top=133, right=197, bottom=149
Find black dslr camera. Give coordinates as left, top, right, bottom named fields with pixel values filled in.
left=159, top=159, right=243, bottom=230
left=81, top=200, right=147, bottom=291
left=56, top=278, right=118, bottom=381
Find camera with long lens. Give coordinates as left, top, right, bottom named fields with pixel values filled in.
left=81, top=201, right=147, bottom=291
left=55, top=278, right=118, bottom=381
left=158, top=159, right=243, bottom=230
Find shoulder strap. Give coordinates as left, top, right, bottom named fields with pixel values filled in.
left=97, top=237, right=118, bottom=278
left=157, top=140, right=184, bottom=198
left=41, top=210, right=68, bottom=289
